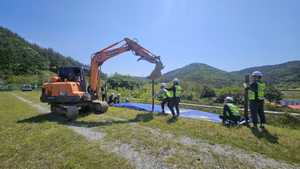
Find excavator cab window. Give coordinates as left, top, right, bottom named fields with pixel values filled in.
left=58, top=67, right=81, bottom=82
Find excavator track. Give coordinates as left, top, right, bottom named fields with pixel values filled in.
left=51, top=104, right=79, bottom=120
left=91, top=100, right=109, bottom=114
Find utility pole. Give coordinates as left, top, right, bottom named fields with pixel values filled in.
left=46, top=62, right=50, bottom=82
left=141, top=75, right=144, bottom=91
left=244, top=74, right=250, bottom=120
left=152, top=79, right=154, bottom=112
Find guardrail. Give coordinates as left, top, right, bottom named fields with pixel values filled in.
left=180, top=102, right=300, bottom=117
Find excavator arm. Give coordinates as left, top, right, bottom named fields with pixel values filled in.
left=89, top=38, right=164, bottom=99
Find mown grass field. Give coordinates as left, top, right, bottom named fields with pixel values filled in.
left=282, top=90, right=300, bottom=100
left=1, top=91, right=300, bottom=168
left=0, top=91, right=133, bottom=168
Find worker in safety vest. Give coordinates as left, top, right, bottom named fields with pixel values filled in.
left=166, top=78, right=181, bottom=119
left=219, top=96, right=241, bottom=124
left=114, top=93, right=121, bottom=104
left=153, top=83, right=172, bottom=114
left=123, top=98, right=129, bottom=103
left=244, top=71, right=266, bottom=130
left=108, top=93, right=114, bottom=104
left=101, top=82, right=108, bottom=101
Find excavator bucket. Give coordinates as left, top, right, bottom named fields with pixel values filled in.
left=137, top=57, right=164, bottom=79
left=147, top=62, right=164, bottom=79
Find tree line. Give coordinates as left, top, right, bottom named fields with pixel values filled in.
left=0, top=26, right=107, bottom=84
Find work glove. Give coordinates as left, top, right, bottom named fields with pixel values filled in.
left=243, top=83, right=248, bottom=89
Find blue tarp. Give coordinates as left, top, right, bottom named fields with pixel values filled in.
left=110, top=103, right=222, bottom=123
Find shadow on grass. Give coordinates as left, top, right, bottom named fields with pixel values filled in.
left=166, top=117, right=178, bottom=124
left=17, top=109, right=97, bottom=124
left=250, top=128, right=279, bottom=144
left=130, top=112, right=154, bottom=123
left=17, top=109, right=155, bottom=127
left=17, top=112, right=55, bottom=123
left=222, top=123, right=244, bottom=130
left=17, top=112, right=134, bottom=128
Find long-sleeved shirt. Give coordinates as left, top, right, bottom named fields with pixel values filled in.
left=114, top=96, right=120, bottom=104
left=108, top=95, right=114, bottom=104
left=153, top=88, right=169, bottom=99
left=101, top=87, right=108, bottom=95
left=245, top=81, right=264, bottom=102
left=223, top=104, right=232, bottom=116
left=166, top=85, right=179, bottom=98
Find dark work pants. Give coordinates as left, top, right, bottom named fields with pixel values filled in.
left=102, top=94, right=105, bottom=101
left=219, top=115, right=241, bottom=123
left=161, top=97, right=171, bottom=112
left=170, top=97, right=180, bottom=116
left=250, top=100, right=266, bottom=124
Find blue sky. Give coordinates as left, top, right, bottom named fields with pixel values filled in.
left=1, top=0, right=299, bottom=77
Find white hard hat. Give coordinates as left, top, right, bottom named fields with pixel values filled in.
left=111, top=93, right=114, bottom=96
left=103, top=82, right=106, bottom=85
left=161, top=83, right=166, bottom=87
left=118, top=93, right=121, bottom=96
left=126, top=98, right=129, bottom=100
left=252, top=71, right=262, bottom=77
left=173, top=78, right=179, bottom=83
left=224, top=96, right=233, bottom=102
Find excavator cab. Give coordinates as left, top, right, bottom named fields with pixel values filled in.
left=57, top=65, right=87, bottom=92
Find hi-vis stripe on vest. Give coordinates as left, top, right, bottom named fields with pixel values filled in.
left=102, top=87, right=106, bottom=95
left=250, top=82, right=265, bottom=100
left=223, top=103, right=240, bottom=116
left=160, top=89, right=171, bottom=99
left=170, top=85, right=181, bottom=97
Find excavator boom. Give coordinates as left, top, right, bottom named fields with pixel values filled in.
left=89, top=38, right=164, bottom=98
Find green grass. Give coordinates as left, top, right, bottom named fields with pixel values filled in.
left=2, top=91, right=300, bottom=168
left=0, top=92, right=133, bottom=168
left=103, top=107, right=300, bottom=163
left=282, top=90, right=300, bottom=100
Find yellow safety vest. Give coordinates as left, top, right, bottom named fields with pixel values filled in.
left=223, top=103, right=240, bottom=116
left=160, top=89, right=171, bottom=99
left=249, top=82, right=265, bottom=100
left=102, top=87, right=106, bottom=95
left=170, top=85, right=181, bottom=97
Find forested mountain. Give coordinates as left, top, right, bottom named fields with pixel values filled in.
left=233, top=60, right=300, bottom=89
left=155, top=63, right=244, bottom=88
left=0, top=26, right=107, bottom=84
left=1, top=26, right=299, bottom=89
left=154, top=61, right=300, bottom=89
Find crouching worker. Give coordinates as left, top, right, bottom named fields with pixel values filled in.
left=123, top=98, right=129, bottom=103
left=108, top=93, right=114, bottom=104
left=219, top=96, right=241, bottom=125
left=153, top=83, right=172, bottom=114
left=114, top=93, right=121, bottom=104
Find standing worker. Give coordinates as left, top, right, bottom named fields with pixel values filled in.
left=219, top=96, right=241, bottom=125
left=244, top=71, right=266, bottom=130
left=101, top=82, right=108, bottom=101
left=166, top=78, right=181, bottom=119
left=114, top=93, right=121, bottom=104
left=153, top=83, right=172, bottom=114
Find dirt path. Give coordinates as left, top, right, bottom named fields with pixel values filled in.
left=13, top=93, right=300, bottom=169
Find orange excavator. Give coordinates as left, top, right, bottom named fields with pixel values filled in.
left=40, top=38, right=164, bottom=120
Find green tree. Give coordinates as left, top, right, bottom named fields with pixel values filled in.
left=201, top=84, right=216, bottom=98
left=216, top=85, right=244, bottom=104
left=265, top=87, right=284, bottom=104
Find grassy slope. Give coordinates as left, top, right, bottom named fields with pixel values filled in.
left=104, top=108, right=300, bottom=163
left=0, top=91, right=133, bottom=169
left=1, top=91, right=300, bottom=168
